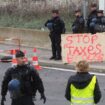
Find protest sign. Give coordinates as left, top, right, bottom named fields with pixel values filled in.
left=61, top=33, right=105, bottom=63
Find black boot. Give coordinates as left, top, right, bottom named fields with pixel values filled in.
left=49, top=56, right=56, bottom=60
left=55, top=56, right=62, bottom=60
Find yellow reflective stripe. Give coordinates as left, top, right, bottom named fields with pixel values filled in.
left=71, top=99, right=94, bottom=104
left=71, top=102, right=94, bottom=105
left=71, top=96, right=93, bottom=100
left=71, top=96, right=94, bottom=105
left=71, top=98, right=94, bottom=103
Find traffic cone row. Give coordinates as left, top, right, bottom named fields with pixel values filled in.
left=11, top=48, right=41, bottom=70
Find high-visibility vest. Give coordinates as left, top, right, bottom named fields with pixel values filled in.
left=70, top=76, right=96, bottom=105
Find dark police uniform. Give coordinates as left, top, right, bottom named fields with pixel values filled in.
left=1, top=51, right=46, bottom=105
left=1, top=64, right=45, bottom=105
left=72, top=16, right=84, bottom=33
left=45, top=16, right=65, bottom=60
left=95, top=15, right=105, bottom=32
left=87, top=10, right=97, bottom=34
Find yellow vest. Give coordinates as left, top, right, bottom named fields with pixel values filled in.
left=70, top=76, right=96, bottom=105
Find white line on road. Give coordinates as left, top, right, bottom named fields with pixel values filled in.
left=42, top=66, right=105, bottom=76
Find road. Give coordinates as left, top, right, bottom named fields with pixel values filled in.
left=0, top=63, right=105, bottom=105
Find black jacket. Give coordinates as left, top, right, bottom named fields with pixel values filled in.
left=87, top=10, right=97, bottom=30
left=72, top=16, right=84, bottom=33
left=96, top=16, right=105, bottom=25
left=1, top=64, right=44, bottom=97
left=95, top=16, right=105, bottom=32
left=45, top=16, right=65, bottom=35
left=65, top=72, right=101, bottom=104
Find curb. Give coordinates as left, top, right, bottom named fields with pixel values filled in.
left=38, top=60, right=105, bottom=73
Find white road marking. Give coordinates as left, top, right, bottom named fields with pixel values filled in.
left=42, top=66, right=105, bottom=76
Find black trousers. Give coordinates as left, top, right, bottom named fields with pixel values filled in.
left=49, top=34, right=61, bottom=58
left=11, top=96, right=34, bottom=105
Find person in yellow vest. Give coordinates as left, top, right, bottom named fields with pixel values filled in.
left=65, top=60, right=101, bottom=105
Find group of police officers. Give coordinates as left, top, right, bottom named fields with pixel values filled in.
left=1, top=2, right=103, bottom=105
left=72, top=3, right=105, bottom=34
left=45, top=3, right=105, bottom=61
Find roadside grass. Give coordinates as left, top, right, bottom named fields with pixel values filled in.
left=0, top=14, right=74, bottom=32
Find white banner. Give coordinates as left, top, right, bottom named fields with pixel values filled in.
left=61, top=33, right=105, bottom=63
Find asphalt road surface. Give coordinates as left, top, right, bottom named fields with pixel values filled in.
left=0, top=63, right=105, bottom=105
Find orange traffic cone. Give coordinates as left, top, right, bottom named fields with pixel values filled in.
left=0, top=50, right=3, bottom=53
left=23, top=50, right=28, bottom=64
left=10, top=49, right=19, bottom=55
left=32, top=48, right=42, bottom=70
left=12, top=49, right=17, bottom=67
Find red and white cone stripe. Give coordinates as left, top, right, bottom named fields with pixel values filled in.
left=32, top=56, right=38, bottom=65
left=23, top=50, right=28, bottom=64
left=32, top=48, right=42, bottom=70
left=12, top=50, right=17, bottom=66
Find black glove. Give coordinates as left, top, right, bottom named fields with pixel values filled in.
left=40, top=93, right=46, bottom=104
left=1, top=96, right=6, bottom=105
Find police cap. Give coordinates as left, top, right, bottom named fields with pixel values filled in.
left=91, top=3, right=97, bottom=7
left=16, top=50, right=25, bottom=58
left=52, top=9, right=59, bottom=14
left=75, top=9, right=81, bottom=13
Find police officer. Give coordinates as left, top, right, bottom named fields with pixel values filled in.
left=95, top=10, right=105, bottom=32
left=1, top=50, right=46, bottom=105
left=65, top=60, right=101, bottom=105
left=45, top=9, right=65, bottom=60
left=87, top=3, right=97, bottom=34
left=72, top=9, right=84, bottom=33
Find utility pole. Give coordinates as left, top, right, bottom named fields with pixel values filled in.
left=19, top=0, right=22, bottom=9
left=82, top=0, right=88, bottom=27
left=83, top=0, right=88, bottom=20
